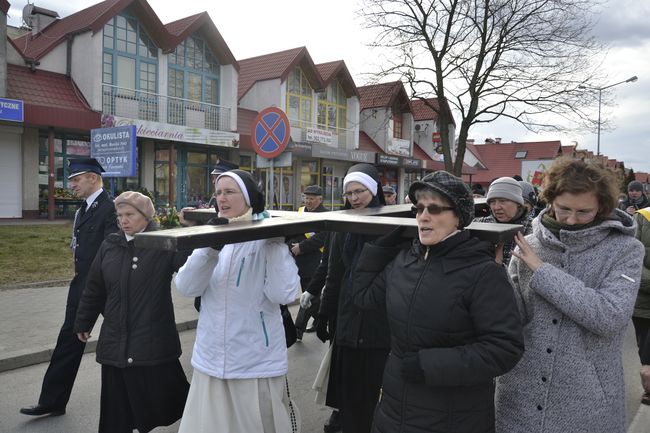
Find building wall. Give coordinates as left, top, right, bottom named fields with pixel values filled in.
left=1, top=12, right=6, bottom=97
left=5, top=42, right=25, bottom=66
left=360, top=107, right=390, bottom=149
left=239, top=78, right=282, bottom=112
left=221, top=64, right=238, bottom=131
left=71, top=31, right=102, bottom=111
left=0, top=124, right=24, bottom=217
left=21, top=127, right=39, bottom=215
left=348, top=96, right=360, bottom=149
left=141, top=139, right=155, bottom=191
left=36, top=42, right=67, bottom=74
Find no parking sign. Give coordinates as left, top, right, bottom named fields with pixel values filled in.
left=252, top=107, right=290, bottom=159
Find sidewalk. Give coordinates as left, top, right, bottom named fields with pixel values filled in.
left=0, top=283, right=198, bottom=373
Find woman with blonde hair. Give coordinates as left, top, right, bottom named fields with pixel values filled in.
left=495, top=158, right=645, bottom=433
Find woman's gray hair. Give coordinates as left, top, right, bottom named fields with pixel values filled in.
left=414, top=186, right=453, bottom=206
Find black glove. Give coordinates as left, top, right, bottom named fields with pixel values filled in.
left=316, top=315, right=331, bottom=343
left=401, top=351, right=425, bottom=383
left=206, top=217, right=229, bottom=250
left=374, top=226, right=407, bottom=247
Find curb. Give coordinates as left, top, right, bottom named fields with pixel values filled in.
left=0, top=280, right=72, bottom=292
left=0, top=319, right=198, bottom=373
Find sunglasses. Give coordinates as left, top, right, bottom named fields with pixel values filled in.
left=411, top=204, right=455, bottom=215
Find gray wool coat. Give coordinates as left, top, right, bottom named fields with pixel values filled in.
left=495, top=208, right=644, bottom=433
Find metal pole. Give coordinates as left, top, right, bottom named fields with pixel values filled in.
left=269, top=158, right=275, bottom=210
left=597, top=88, right=602, bottom=156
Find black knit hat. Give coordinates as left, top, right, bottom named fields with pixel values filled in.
left=408, top=171, right=474, bottom=228
left=216, top=169, right=265, bottom=214
left=628, top=180, right=644, bottom=192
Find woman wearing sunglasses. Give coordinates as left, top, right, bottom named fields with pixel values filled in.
left=350, top=170, right=524, bottom=433
left=495, top=158, right=644, bottom=433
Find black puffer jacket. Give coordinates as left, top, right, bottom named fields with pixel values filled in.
left=352, top=231, right=524, bottom=433
left=74, top=223, right=190, bottom=368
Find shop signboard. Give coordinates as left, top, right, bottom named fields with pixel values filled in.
left=103, top=115, right=239, bottom=147
left=376, top=154, right=400, bottom=166
left=401, top=157, right=422, bottom=169
left=304, top=127, right=334, bottom=147
left=387, top=138, right=411, bottom=156
left=521, top=159, right=551, bottom=187
left=0, top=98, right=24, bottom=122
left=256, top=152, right=292, bottom=168
left=91, top=125, right=137, bottom=177
left=312, top=144, right=375, bottom=163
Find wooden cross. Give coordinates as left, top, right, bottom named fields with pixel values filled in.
left=134, top=200, right=522, bottom=251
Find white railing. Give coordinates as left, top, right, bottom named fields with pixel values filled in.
left=102, top=84, right=233, bottom=131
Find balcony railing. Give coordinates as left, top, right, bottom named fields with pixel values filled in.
left=102, top=84, right=233, bottom=131
left=288, top=119, right=356, bottom=150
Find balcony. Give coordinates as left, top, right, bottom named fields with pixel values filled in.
left=288, top=119, right=356, bottom=150
left=102, top=84, right=233, bottom=131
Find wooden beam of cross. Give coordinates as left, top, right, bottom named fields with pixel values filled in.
left=134, top=202, right=521, bottom=252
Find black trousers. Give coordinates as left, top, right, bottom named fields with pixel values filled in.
left=38, top=303, right=86, bottom=410
left=632, top=316, right=650, bottom=363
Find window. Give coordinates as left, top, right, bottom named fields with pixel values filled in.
left=286, top=67, right=313, bottom=128
left=102, top=13, right=158, bottom=89
left=515, top=151, right=528, bottom=159
left=393, top=113, right=403, bottom=139
left=167, top=35, right=221, bottom=103
left=317, top=79, right=348, bottom=145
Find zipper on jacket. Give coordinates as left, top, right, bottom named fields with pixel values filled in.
left=406, top=252, right=432, bottom=343
left=260, top=311, right=269, bottom=347
left=236, top=257, right=245, bottom=286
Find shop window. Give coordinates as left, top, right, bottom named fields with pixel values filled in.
left=286, top=67, right=313, bottom=129
left=299, top=160, right=319, bottom=197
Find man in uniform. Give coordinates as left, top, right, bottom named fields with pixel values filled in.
left=289, top=185, right=328, bottom=339
left=20, top=158, right=118, bottom=417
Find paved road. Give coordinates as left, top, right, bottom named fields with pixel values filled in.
left=0, top=284, right=648, bottom=432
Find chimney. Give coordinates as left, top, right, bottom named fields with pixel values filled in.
left=495, top=137, right=502, bottom=144
left=28, top=5, right=59, bottom=36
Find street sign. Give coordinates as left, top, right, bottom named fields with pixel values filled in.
left=432, top=132, right=442, bottom=143
left=90, top=125, right=137, bottom=177
left=252, top=107, right=290, bottom=159
left=256, top=152, right=292, bottom=168
left=0, top=98, right=24, bottom=122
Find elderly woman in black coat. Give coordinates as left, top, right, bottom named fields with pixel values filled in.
left=351, top=171, right=524, bottom=433
left=74, top=191, right=190, bottom=433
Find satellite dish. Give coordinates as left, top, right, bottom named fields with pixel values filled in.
left=22, top=3, right=34, bottom=29
left=415, top=124, right=421, bottom=131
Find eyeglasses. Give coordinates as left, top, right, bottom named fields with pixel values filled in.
left=411, top=204, right=455, bottom=215
left=342, top=188, right=369, bottom=199
left=553, top=205, right=597, bottom=220
left=214, top=189, right=242, bottom=198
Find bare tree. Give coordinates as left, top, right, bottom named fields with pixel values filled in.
left=360, top=0, right=605, bottom=175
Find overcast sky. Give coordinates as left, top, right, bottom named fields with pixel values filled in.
left=7, top=0, right=649, bottom=173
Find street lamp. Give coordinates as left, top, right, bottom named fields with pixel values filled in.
left=579, top=75, right=638, bottom=156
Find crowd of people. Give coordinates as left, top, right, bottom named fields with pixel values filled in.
left=17, top=156, right=650, bottom=433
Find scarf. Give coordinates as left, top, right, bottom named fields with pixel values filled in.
left=541, top=213, right=601, bottom=239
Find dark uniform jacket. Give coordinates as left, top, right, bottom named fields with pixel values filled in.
left=352, top=231, right=524, bottom=433
left=69, top=189, right=118, bottom=306
left=74, top=223, right=190, bottom=368
left=287, top=203, right=328, bottom=280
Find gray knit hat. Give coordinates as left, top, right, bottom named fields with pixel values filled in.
left=408, top=171, right=474, bottom=228
left=518, top=181, right=538, bottom=207
left=487, top=177, right=524, bottom=205
left=628, top=180, right=644, bottom=192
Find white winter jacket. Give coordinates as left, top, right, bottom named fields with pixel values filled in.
left=175, top=238, right=300, bottom=379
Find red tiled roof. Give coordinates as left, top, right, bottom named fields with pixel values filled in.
left=164, top=12, right=238, bottom=69
left=237, top=47, right=323, bottom=100
left=410, top=98, right=456, bottom=126
left=6, top=64, right=100, bottom=130
left=635, top=172, right=649, bottom=183
left=468, top=140, right=562, bottom=183
left=413, top=143, right=445, bottom=171
left=465, top=141, right=488, bottom=168
left=12, top=0, right=169, bottom=61
left=359, top=131, right=384, bottom=154
left=315, top=60, right=359, bottom=98
left=358, top=81, right=411, bottom=112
